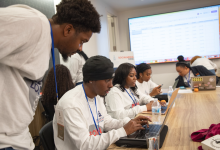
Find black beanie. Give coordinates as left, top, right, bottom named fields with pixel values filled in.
left=83, top=55, right=114, bottom=81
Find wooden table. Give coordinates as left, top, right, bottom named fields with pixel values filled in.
left=108, top=88, right=220, bottom=150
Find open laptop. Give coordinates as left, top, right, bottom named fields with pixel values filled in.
left=154, top=79, right=179, bottom=102
left=115, top=88, right=179, bottom=148
left=191, top=76, right=216, bottom=90
left=142, top=88, right=179, bottom=115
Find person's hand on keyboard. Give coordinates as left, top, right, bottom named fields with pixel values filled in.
left=123, top=116, right=152, bottom=135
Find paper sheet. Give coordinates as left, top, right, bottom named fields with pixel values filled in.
left=178, top=89, right=193, bottom=93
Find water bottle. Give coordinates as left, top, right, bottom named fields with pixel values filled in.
left=168, top=86, right=173, bottom=103
left=152, top=98, right=161, bottom=124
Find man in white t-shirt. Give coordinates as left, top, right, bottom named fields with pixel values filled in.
left=53, top=56, right=151, bottom=150
left=66, top=51, right=88, bottom=85
left=0, top=0, right=101, bottom=149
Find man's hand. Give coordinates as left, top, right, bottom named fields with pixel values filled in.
left=123, top=116, right=152, bottom=135
left=150, top=85, right=162, bottom=97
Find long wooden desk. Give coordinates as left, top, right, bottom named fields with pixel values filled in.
left=108, top=88, right=220, bottom=150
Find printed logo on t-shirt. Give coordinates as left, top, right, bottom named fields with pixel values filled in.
left=24, top=77, right=43, bottom=112
left=97, top=111, right=104, bottom=123
left=98, top=111, right=102, bottom=117
left=131, top=102, right=140, bottom=108
left=89, top=125, right=103, bottom=136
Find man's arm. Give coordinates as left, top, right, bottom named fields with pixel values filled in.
left=61, top=108, right=128, bottom=150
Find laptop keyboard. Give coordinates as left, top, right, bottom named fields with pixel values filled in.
left=135, top=124, right=161, bottom=139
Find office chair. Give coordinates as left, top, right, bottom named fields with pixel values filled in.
left=39, top=121, right=55, bottom=150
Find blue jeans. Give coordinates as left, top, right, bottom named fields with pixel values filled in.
left=209, top=69, right=216, bottom=75
left=0, top=148, right=15, bottom=150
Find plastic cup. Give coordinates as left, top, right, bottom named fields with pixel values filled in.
left=145, top=132, right=159, bottom=150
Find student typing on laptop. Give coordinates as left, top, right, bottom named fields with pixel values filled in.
left=175, top=62, right=219, bottom=88
left=53, top=56, right=151, bottom=150
left=105, top=63, right=158, bottom=120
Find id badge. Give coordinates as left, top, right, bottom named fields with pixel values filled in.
left=132, top=102, right=140, bottom=108
left=55, top=108, right=64, bottom=141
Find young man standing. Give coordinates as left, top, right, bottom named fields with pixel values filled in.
left=53, top=56, right=151, bottom=150
left=0, top=0, right=101, bottom=149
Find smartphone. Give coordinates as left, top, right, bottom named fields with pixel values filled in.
left=158, top=84, right=163, bottom=88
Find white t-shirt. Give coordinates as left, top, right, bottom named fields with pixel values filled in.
left=0, top=5, right=51, bottom=149
left=53, top=85, right=130, bottom=150
left=191, top=58, right=217, bottom=70
left=183, top=70, right=195, bottom=87
left=67, top=53, right=85, bottom=84
left=136, top=79, right=158, bottom=95
left=105, top=85, right=154, bottom=119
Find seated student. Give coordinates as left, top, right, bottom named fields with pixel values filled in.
left=42, top=64, right=74, bottom=121
left=105, top=63, right=154, bottom=120
left=67, top=51, right=89, bottom=86
left=190, top=56, right=217, bottom=75
left=175, top=62, right=219, bottom=88
left=53, top=56, right=151, bottom=150
left=136, top=63, right=161, bottom=97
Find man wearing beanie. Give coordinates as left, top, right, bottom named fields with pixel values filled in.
left=53, top=56, right=151, bottom=150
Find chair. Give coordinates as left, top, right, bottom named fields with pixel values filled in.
left=39, top=121, right=55, bottom=150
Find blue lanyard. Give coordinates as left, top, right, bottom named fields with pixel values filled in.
left=185, top=71, right=191, bottom=87
left=82, top=84, right=100, bottom=135
left=125, top=89, right=138, bottom=106
left=49, top=21, right=59, bottom=102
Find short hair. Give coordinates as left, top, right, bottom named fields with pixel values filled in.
left=177, top=55, right=185, bottom=62
left=136, top=63, right=151, bottom=79
left=52, top=0, right=101, bottom=33
left=113, top=63, right=139, bottom=98
left=42, top=64, right=74, bottom=106
left=176, top=62, right=190, bottom=69
left=190, top=56, right=201, bottom=65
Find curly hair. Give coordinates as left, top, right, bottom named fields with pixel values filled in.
left=42, top=64, right=74, bottom=106
left=190, top=56, right=201, bottom=65
left=52, top=0, right=101, bottom=33
left=113, top=63, right=139, bottom=98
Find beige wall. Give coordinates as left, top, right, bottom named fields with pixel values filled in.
left=118, top=0, right=220, bottom=88
left=58, top=0, right=119, bottom=65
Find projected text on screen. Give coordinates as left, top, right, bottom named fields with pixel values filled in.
left=129, top=5, right=220, bottom=64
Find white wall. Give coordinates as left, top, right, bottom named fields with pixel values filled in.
left=86, top=0, right=118, bottom=58
left=79, top=0, right=119, bottom=58
left=55, top=0, right=118, bottom=65
left=118, top=0, right=220, bottom=88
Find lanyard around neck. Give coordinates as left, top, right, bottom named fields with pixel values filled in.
left=82, top=84, right=100, bottom=135
left=125, top=89, right=138, bottom=106
left=185, top=71, right=191, bottom=87
left=49, top=21, right=59, bottom=102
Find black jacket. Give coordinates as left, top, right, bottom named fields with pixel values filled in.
left=175, top=65, right=219, bottom=88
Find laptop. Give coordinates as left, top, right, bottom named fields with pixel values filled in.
left=115, top=88, right=179, bottom=148
left=154, top=79, right=179, bottom=102
left=191, top=76, right=216, bottom=90
left=142, top=88, right=179, bottom=115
